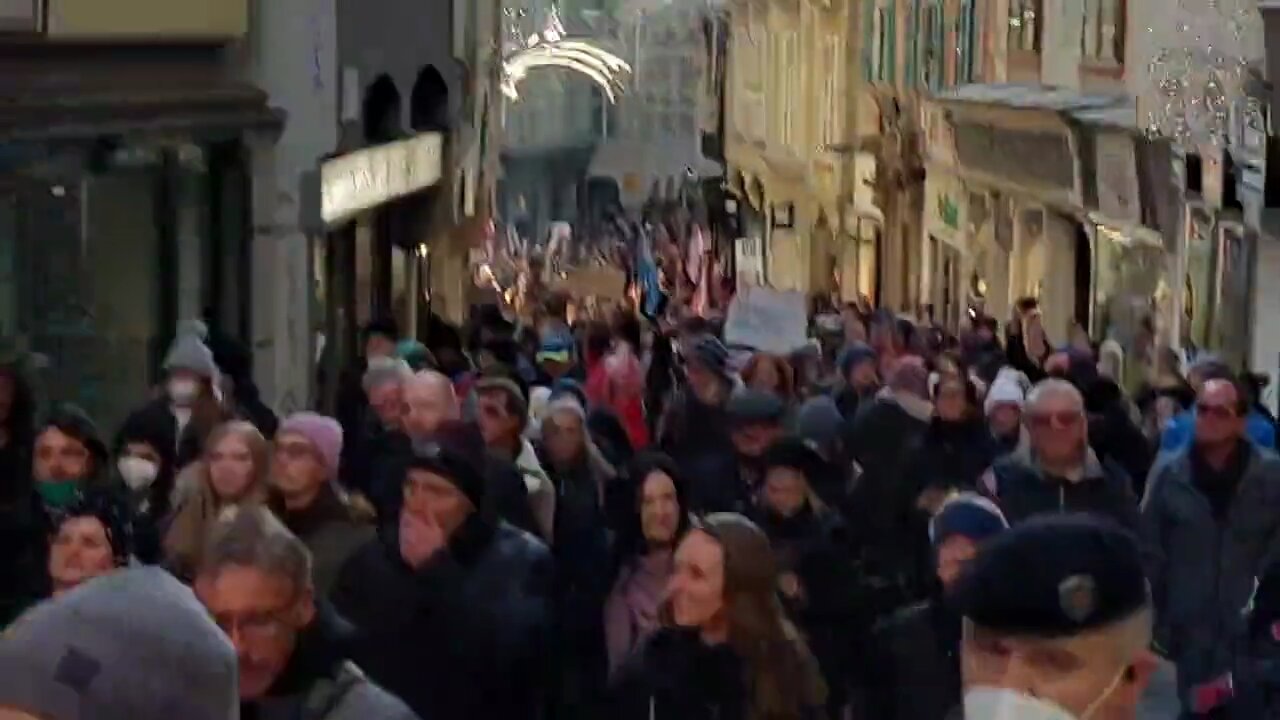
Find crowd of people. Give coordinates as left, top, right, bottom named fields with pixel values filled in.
left=0, top=291, right=1278, bottom=720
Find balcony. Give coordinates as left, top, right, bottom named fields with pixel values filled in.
left=38, top=0, right=248, bottom=40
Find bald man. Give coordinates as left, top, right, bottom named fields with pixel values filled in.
left=404, top=371, right=460, bottom=439
left=369, top=370, right=539, bottom=538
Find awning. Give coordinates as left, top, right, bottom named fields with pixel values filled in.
left=932, top=83, right=1128, bottom=114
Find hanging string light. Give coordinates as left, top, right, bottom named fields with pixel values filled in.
left=1144, top=0, right=1263, bottom=149
left=500, top=4, right=632, bottom=104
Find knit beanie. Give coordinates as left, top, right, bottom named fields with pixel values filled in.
left=984, top=374, right=1026, bottom=416
left=0, top=567, right=239, bottom=720
left=930, top=492, right=1009, bottom=546
left=162, top=332, right=219, bottom=380
left=795, top=396, right=844, bottom=459
left=409, top=421, right=487, bottom=509
left=278, top=412, right=344, bottom=481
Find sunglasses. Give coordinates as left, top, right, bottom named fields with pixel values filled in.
left=1196, top=402, right=1238, bottom=420
left=1027, top=411, right=1083, bottom=429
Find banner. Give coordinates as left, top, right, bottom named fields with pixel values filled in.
left=723, top=286, right=808, bottom=354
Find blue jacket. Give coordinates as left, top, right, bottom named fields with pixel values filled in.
left=1161, top=410, right=1276, bottom=452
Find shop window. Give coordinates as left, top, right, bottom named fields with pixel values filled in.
left=1082, top=0, right=1124, bottom=66
left=1008, top=0, right=1041, bottom=53
left=956, top=0, right=977, bottom=84
left=921, top=1, right=944, bottom=90
left=867, top=3, right=895, bottom=83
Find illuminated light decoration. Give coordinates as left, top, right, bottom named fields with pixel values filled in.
left=502, top=41, right=632, bottom=102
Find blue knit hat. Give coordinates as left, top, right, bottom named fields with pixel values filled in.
left=929, top=493, right=1008, bottom=546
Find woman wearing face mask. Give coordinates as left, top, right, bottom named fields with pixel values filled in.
left=111, top=411, right=177, bottom=565
left=603, top=453, right=691, bottom=676
left=122, top=329, right=229, bottom=475
left=162, top=421, right=270, bottom=581
left=607, top=512, right=827, bottom=719
left=751, top=438, right=861, bottom=718
left=47, top=488, right=134, bottom=597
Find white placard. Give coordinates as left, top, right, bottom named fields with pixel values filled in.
left=723, top=285, right=808, bottom=354
left=320, top=132, right=443, bottom=225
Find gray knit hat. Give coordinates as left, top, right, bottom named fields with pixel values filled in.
left=0, top=567, right=239, bottom=720
left=163, top=332, right=220, bottom=379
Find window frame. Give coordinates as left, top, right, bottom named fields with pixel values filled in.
left=1007, top=0, right=1041, bottom=54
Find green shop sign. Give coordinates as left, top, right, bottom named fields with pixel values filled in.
left=937, top=194, right=960, bottom=230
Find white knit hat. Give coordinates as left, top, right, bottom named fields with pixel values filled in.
left=984, top=375, right=1026, bottom=416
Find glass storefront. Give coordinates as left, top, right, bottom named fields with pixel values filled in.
left=1092, top=223, right=1165, bottom=391
left=0, top=140, right=250, bottom=433
left=1214, top=224, right=1254, bottom=369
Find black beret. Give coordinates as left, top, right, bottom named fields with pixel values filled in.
left=726, top=389, right=786, bottom=426
left=949, top=513, right=1148, bottom=638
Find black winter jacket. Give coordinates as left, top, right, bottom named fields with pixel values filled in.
left=866, top=599, right=963, bottom=720
left=331, top=514, right=554, bottom=720
left=985, top=445, right=1140, bottom=531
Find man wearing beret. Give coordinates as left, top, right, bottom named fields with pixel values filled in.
left=952, top=513, right=1159, bottom=719
left=331, top=420, right=554, bottom=720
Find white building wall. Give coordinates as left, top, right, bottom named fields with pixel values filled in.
left=1253, top=238, right=1280, bottom=414
left=592, top=1, right=714, bottom=204
left=246, top=0, right=338, bottom=413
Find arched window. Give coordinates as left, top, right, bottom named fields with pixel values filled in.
left=410, top=65, right=450, bottom=132
left=362, top=75, right=403, bottom=144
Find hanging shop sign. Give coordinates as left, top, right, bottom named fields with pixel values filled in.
left=320, top=132, right=443, bottom=226
left=1095, top=131, right=1141, bottom=226
left=925, top=172, right=966, bottom=247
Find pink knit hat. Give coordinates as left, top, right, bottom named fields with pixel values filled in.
left=278, top=412, right=344, bottom=480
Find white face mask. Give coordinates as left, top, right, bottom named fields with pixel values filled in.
left=168, top=378, right=200, bottom=406
left=963, top=688, right=1079, bottom=720
left=117, top=456, right=159, bottom=490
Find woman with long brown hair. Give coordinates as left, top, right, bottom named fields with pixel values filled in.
left=162, top=420, right=271, bottom=580
left=607, top=512, right=826, bottom=719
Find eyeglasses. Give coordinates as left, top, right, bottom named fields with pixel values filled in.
left=1196, top=402, right=1238, bottom=420
left=210, top=609, right=293, bottom=642
left=1027, top=411, right=1083, bottom=429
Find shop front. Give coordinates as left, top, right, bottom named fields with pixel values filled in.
left=310, top=131, right=443, bottom=404
left=0, top=64, right=277, bottom=432
left=1083, top=124, right=1170, bottom=389
left=922, top=170, right=968, bottom=331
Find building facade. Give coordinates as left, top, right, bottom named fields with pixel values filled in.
left=498, top=0, right=613, bottom=244
left=724, top=0, right=867, bottom=298
left=588, top=0, right=721, bottom=212
left=0, top=0, right=279, bottom=431
left=301, top=0, right=503, bottom=410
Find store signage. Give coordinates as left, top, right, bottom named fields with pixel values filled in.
left=1095, top=132, right=1140, bottom=225
left=321, top=132, right=443, bottom=225
left=926, top=173, right=966, bottom=246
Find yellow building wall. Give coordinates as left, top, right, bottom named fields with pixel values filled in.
left=47, top=0, right=248, bottom=39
